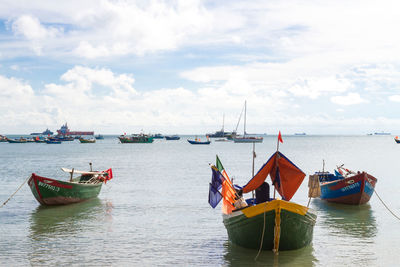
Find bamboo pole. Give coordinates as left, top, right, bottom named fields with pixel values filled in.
left=70, top=168, right=74, bottom=182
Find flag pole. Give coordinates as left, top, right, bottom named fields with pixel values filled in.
left=252, top=142, right=255, bottom=200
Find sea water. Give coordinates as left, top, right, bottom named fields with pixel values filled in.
left=0, top=135, right=399, bottom=266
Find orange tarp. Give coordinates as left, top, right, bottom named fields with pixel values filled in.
left=242, top=153, right=275, bottom=193
left=270, top=153, right=305, bottom=201
left=242, top=152, right=305, bottom=201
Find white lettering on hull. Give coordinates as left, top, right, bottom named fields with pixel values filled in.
left=38, top=181, right=60, bottom=192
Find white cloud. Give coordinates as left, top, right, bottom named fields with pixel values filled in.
left=389, top=95, right=400, bottom=102
left=331, top=93, right=367, bottom=106
left=288, top=77, right=350, bottom=99
left=10, top=14, right=63, bottom=55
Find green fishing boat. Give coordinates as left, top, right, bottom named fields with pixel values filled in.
left=118, top=134, right=154, bottom=143
left=208, top=134, right=317, bottom=252
left=79, top=137, right=96, bottom=143
left=28, top=167, right=113, bottom=205
left=223, top=199, right=316, bottom=250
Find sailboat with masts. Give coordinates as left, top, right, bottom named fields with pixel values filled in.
left=207, top=114, right=232, bottom=138
left=233, top=101, right=263, bottom=143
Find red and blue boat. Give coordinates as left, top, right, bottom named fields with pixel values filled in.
left=315, top=166, right=377, bottom=205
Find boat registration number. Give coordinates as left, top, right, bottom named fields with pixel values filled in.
left=341, top=182, right=359, bottom=192
left=38, top=181, right=60, bottom=192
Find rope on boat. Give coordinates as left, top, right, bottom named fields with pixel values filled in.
left=0, top=175, right=31, bottom=208
left=254, top=201, right=268, bottom=261
left=375, top=189, right=400, bottom=221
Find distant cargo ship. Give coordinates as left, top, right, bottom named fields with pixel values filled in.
left=57, top=123, right=94, bottom=136
left=30, top=128, right=54, bottom=135
left=374, top=132, right=391, bottom=135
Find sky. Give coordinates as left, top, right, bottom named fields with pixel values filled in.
left=0, top=0, right=400, bottom=135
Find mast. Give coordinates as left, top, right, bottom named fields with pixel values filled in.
left=234, top=104, right=245, bottom=134
left=244, top=100, right=247, bottom=137
left=222, top=114, right=225, bottom=137
left=252, top=141, right=255, bottom=200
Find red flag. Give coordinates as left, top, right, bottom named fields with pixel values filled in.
left=278, top=131, right=283, bottom=143
left=106, top=168, right=113, bottom=179
left=103, top=168, right=113, bottom=183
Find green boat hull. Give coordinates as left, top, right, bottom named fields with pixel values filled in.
left=28, top=173, right=103, bottom=205
left=223, top=200, right=316, bottom=251
left=118, top=136, right=154, bottom=143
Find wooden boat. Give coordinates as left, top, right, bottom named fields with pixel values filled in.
left=187, top=138, right=211, bottom=145
left=45, top=140, right=62, bottom=144
left=208, top=140, right=316, bottom=252
left=95, top=134, right=104, bottom=140
left=233, top=136, right=263, bottom=143
left=215, top=138, right=229, bottom=142
left=233, top=101, right=263, bottom=143
left=165, top=135, right=180, bottom=140
left=152, top=133, right=164, bottom=139
left=395, top=136, right=400, bottom=143
left=118, top=134, right=154, bottom=143
left=33, top=136, right=46, bottom=143
left=0, top=135, right=7, bottom=142
left=7, top=138, right=27, bottom=143
left=315, top=166, right=377, bottom=205
left=79, top=137, right=96, bottom=143
left=28, top=167, right=113, bottom=205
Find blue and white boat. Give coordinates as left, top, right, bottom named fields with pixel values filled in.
left=315, top=166, right=377, bottom=205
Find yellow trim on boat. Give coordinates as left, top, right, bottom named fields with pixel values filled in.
left=273, top=207, right=281, bottom=253
left=241, top=199, right=308, bottom=218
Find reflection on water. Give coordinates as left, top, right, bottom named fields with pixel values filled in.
left=312, top=199, right=377, bottom=239
left=223, top=241, right=317, bottom=267
left=29, top=198, right=104, bottom=238
left=28, top=198, right=113, bottom=265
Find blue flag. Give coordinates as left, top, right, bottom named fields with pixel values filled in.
left=208, top=166, right=225, bottom=208
left=208, top=183, right=223, bottom=208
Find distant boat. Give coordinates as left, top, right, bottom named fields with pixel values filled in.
left=165, top=135, right=180, bottom=140
left=207, top=114, right=233, bottom=138
left=28, top=166, right=113, bottom=205
left=95, top=134, right=104, bottom=140
left=79, top=137, right=96, bottom=143
left=49, top=136, right=74, bottom=141
left=7, top=138, right=27, bottom=143
left=295, top=133, right=306, bottom=136
left=45, top=140, right=62, bottom=144
left=374, top=132, right=391, bottom=135
left=187, top=137, right=211, bottom=145
left=152, top=133, right=164, bottom=139
left=233, top=101, right=263, bottom=143
left=314, top=165, right=377, bottom=205
left=30, top=128, right=54, bottom=136
left=395, top=136, right=400, bottom=143
left=118, top=134, right=154, bottom=143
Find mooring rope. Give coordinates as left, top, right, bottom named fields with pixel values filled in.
left=374, top=189, right=400, bottom=221
left=0, top=175, right=31, bottom=208
left=254, top=202, right=268, bottom=261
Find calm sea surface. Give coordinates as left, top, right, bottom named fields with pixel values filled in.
left=1, top=135, right=399, bottom=266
